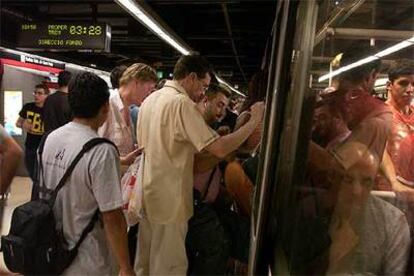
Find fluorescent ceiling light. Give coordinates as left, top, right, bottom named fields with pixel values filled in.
left=159, top=33, right=190, bottom=56
left=116, top=0, right=244, bottom=94
left=318, top=34, right=414, bottom=82
left=319, top=56, right=379, bottom=82
left=375, top=40, right=412, bottom=57
left=116, top=0, right=191, bottom=55
left=341, top=55, right=378, bottom=71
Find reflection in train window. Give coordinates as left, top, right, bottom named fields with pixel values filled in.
left=263, top=0, right=414, bottom=275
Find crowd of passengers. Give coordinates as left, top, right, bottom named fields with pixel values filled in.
left=2, top=54, right=265, bottom=275
left=1, top=43, right=414, bottom=275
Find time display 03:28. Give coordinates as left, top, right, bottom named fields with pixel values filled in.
left=69, top=25, right=102, bottom=36
left=17, top=22, right=110, bottom=52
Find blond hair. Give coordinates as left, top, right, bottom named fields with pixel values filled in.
left=119, top=63, right=157, bottom=87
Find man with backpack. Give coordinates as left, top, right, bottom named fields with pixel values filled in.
left=188, top=83, right=251, bottom=275
left=37, top=72, right=134, bottom=275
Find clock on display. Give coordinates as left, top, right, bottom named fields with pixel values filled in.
left=69, top=25, right=103, bottom=35
left=17, top=22, right=110, bottom=52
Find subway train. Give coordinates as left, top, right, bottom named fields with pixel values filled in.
left=0, top=0, right=414, bottom=275
left=250, top=0, right=414, bottom=275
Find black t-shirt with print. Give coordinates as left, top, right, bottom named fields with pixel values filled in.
left=19, top=102, right=44, bottom=150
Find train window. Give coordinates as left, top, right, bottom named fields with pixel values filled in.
left=252, top=0, right=414, bottom=275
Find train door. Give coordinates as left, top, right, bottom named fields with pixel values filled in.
left=250, top=0, right=414, bottom=274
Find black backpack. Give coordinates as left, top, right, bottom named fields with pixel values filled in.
left=1, top=136, right=117, bottom=275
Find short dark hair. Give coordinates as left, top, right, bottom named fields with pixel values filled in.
left=110, top=65, right=128, bottom=89
left=205, top=83, right=231, bottom=99
left=388, top=59, right=414, bottom=83
left=339, top=44, right=382, bottom=84
left=58, top=70, right=72, bottom=87
left=173, top=55, right=212, bottom=80
left=34, top=83, right=50, bottom=94
left=68, top=72, right=109, bottom=119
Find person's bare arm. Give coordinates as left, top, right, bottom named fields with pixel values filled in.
left=120, top=148, right=142, bottom=166
left=234, top=112, right=250, bottom=131
left=15, top=117, right=24, bottom=128
left=381, top=150, right=414, bottom=200
left=16, top=117, right=32, bottom=132
left=0, top=136, right=23, bottom=193
left=194, top=152, right=221, bottom=173
left=102, top=209, right=135, bottom=276
left=194, top=126, right=233, bottom=173
left=205, top=102, right=265, bottom=158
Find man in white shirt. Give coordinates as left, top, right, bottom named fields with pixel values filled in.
left=40, top=72, right=134, bottom=276
left=99, top=63, right=157, bottom=171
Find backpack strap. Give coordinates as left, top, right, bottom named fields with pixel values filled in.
left=201, top=166, right=218, bottom=201
left=73, top=209, right=100, bottom=251
left=46, top=137, right=118, bottom=251
left=32, top=131, right=53, bottom=201
left=37, top=130, right=53, bottom=157
left=70, top=138, right=118, bottom=251
left=48, top=137, right=118, bottom=207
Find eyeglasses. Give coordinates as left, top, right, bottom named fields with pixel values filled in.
left=198, top=78, right=209, bottom=92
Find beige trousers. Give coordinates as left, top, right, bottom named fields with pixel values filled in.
left=134, top=216, right=188, bottom=275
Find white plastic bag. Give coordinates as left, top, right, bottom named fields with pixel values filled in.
left=121, top=154, right=144, bottom=226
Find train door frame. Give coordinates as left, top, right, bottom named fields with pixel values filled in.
left=248, top=0, right=319, bottom=274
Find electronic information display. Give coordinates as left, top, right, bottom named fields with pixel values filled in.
left=17, top=22, right=111, bottom=52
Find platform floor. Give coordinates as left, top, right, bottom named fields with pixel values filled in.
left=0, top=177, right=32, bottom=275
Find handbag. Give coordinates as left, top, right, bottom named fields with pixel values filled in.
left=121, top=153, right=144, bottom=226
